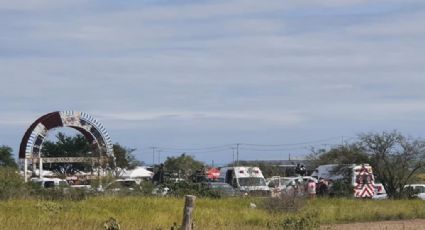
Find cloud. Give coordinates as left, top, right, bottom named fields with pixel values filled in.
left=2, top=0, right=425, bottom=162
left=99, top=110, right=304, bottom=126
left=0, top=0, right=88, bottom=11
left=348, top=11, right=425, bottom=37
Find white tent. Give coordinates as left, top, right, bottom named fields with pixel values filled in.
left=33, top=169, right=56, bottom=177
left=121, top=166, right=153, bottom=178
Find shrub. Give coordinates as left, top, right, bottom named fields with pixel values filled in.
left=0, top=167, right=30, bottom=199
left=103, top=217, right=120, bottom=230
left=280, top=212, right=319, bottom=230
left=35, top=201, right=63, bottom=214
left=261, top=192, right=306, bottom=213
left=166, top=181, right=220, bottom=198
left=329, top=180, right=353, bottom=198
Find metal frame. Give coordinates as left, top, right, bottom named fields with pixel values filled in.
left=19, top=111, right=114, bottom=181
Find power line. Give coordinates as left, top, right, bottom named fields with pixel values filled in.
left=239, top=136, right=343, bottom=147
left=239, top=146, right=311, bottom=152
left=174, top=147, right=232, bottom=154
left=157, top=144, right=235, bottom=151
left=139, top=136, right=357, bottom=160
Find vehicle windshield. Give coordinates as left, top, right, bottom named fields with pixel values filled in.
left=44, top=181, right=55, bottom=188
left=238, top=178, right=266, bottom=187
left=356, top=174, right=373, bottom=184
left=414, top=186, right=425, bottom=193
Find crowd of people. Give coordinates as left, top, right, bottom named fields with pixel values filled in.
left=307, top=178, right=332, bottom=198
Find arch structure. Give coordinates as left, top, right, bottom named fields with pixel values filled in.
left=19, top=111, right=114, bottom=180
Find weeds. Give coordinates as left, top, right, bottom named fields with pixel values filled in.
left=104, top=217, right=120, bottom=230
left=261, top=192, right=306, bottom=213
left=280, top=212, right=320, bottom=230
left=1, top=197, right=425, bottom=229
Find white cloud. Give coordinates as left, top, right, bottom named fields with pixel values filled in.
left=0, top=0, right=87, bottom=11
left=2, top=0, right=425, bottom=161
left=348, top=11, right=425, bottom=37
left=98, top=110, right=304, bottom=126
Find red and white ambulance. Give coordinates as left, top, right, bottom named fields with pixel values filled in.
left=312, top=164, right=375, bottom=198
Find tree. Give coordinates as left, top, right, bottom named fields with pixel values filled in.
left=0, top=145, right=18, bottom=168
left=164, top=153, right=204, bottom=179
left=42, top=132, right=140, bottom=175
left=359, top=131, right=425, bottom=198
left=307, top=144, right=370, bottom=169
left=42, top=133, right=92, bottom=174
left=108, top=144, right=141, bottom=176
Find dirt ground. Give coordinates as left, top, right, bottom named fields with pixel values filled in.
left=321, top=219, right=425, bottom=230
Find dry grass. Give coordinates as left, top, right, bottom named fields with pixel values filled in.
left=0, top=197, right=280, bottom=230
left=1, top=197, right=425, bottom=229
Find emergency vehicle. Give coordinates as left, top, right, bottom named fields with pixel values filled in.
left=219, top=166, right=270, bottom=196
left=311, top=164, right=375, bottom=198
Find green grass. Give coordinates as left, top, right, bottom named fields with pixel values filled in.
left=306, top=198, right=425, bottom=224
left=1, top=197, right=425, bottom=229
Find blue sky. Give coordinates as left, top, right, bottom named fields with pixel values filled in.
left=1, top=0, right=425, bottom=166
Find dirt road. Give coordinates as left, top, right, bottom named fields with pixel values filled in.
left=322, top=219, right=425, bottom=230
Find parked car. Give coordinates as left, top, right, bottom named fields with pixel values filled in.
left=100, top=179, right=140, bottom=192
left=267, top=176, right=315, bottom=197
left=70, top=184, right=92, bottom=190
left=404, top=184, right=425, bottom=200
left=372, top=183, right=388, bottom=200
left=31, top=178, right=69, bottom=189
left=205, top=182, right=237, bottom=197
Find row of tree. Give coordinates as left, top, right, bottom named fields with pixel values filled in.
left=0, top=133, right=142, bottom=175
left=1, top=131, right=425, bottom=199
left=0, top=132, right=205, bottom=178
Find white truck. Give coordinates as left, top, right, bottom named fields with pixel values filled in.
left=30, top=177, right=69, bottom=189
left=219, top=166, right=270, bottom=196
left=311, top=164, right=375, bottom=198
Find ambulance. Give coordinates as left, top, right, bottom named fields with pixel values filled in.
left=219, top=166, right=270, bottom=196
left=311, top=164, right=375, bottom=198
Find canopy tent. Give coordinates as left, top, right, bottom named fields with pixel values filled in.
left=121, top=166, right=153, bottom=178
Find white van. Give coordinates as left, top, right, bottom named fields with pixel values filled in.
left=219, top=166, right=270, bottom=196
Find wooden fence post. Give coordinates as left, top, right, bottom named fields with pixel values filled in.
left=181, top=195, right=196, bottom=230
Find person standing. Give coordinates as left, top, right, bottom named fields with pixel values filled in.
left=317, top=178, right=329, bottom=196
left=307, top=179, right=316, bottom=199
left=299, top=165, right=306, bottom=176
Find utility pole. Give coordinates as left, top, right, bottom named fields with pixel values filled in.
left=150, top=147, right=156, bottom=166
left=231, top=147, right=235, bottom=167
left=236, top=143, right=240, bottom=166
left=157, top=150, right=162, bottom=164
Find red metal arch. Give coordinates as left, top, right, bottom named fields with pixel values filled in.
left=19, top=111, right=101, bottom=158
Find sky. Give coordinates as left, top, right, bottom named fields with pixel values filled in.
left=1, top=0, right=425, bottom=166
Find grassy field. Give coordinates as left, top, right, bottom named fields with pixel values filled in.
left=1, top=197, right=425, bottom=230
